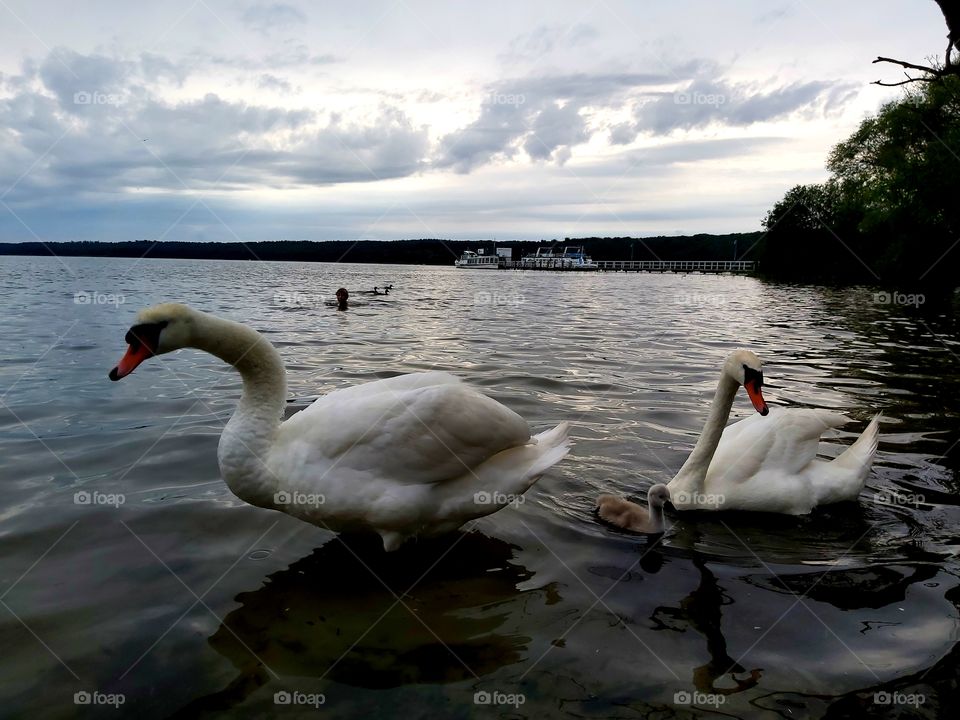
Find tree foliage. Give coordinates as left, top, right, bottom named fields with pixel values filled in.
left=760, top=77, right=960, bottom=286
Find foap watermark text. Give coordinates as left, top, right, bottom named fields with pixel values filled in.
left=74, top=490, right=125, bottom=508
left=74, top=691, right=125, bottom=708
left=274, top=690, right=325, bottom=708
left=75, top=291, right=125, bottom=307
left=873, top=291, right=924, bottom=307
left=275, top=490, right=325, bottom=507
left=474, top=690, right=525, bottom=708
left=474, top=491, right=524, bottom=508
left=674, top=690, right=726, bottom=708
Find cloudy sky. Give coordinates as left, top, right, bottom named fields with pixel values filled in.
left=0, top=0, right=948, bottom=242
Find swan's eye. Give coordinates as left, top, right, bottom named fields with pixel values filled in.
left=125, top=321, right=168, bottom=353
left=743, top=365, right=763, bottom=386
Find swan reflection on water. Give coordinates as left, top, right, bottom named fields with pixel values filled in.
left=175, top=531, right=559, bottom=715
left=651, top=555, right=762, bottom=697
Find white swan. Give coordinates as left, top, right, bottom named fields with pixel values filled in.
left=666, top=349, right=880, bottom=514
left=108, top=304, right=571, bottom=550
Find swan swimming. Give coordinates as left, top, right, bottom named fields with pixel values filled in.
left=666, top=349, right=879, bottom=513
left=599, top=349, right=879, bottom=522
left=108, top=303, right=571, bottom=550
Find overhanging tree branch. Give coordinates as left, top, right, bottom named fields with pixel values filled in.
left=873, top=0, right=960, bottom=86
left=872, top=59, right=946, bottom=87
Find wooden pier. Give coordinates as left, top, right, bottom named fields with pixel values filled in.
left=595, top=260, right=755, bottom=273
left=498, top=259, right=755, bottom=273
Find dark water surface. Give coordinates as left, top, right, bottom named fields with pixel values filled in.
left=1, top=256, right=959, bottom=719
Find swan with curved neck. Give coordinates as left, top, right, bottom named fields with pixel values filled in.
left=666, top=349, right=768, bottom=508
left=665, top=349, right=879, bottom=514
left=109, top=303, right=572, bottom=550
left=596, top=349, right=879, bottom=520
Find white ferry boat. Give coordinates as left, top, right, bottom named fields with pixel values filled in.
left=454, top=249, right=502, bottom=269
left=517, top=246, right=598, bottom=271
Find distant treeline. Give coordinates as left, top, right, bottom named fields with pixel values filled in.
left=0, top=233, right=761, bottom=265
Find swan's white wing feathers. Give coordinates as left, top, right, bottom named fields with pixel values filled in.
left=300, top=371, right=462, bottom=412
left=707, top=408, right=849, bottom=484
left=276, top=377, right=531, bottom=485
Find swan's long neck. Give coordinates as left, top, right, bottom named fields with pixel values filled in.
left=193, top=312, right=287, bottom=507
left=670, top=372, right=739, bottom=495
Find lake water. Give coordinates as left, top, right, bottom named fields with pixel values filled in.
left=1, top=255, right=958, bottom=719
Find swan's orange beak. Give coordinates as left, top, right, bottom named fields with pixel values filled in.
left=744, top=378, right=769, bottom=416
left=109, top=343, right=152, bottom=381
left=109, top=322, right=166, bottom=381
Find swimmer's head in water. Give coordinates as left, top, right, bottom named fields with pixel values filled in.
left=336, top=288, right=348, bottom=301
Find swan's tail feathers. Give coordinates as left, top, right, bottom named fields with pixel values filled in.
left=437, top=422, right=572, bottom=523
left=526, top=421, right=573, bottom=482
left=837, top=414, right=880, bottom=476
left=823, top=414, right=880, bottom=501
